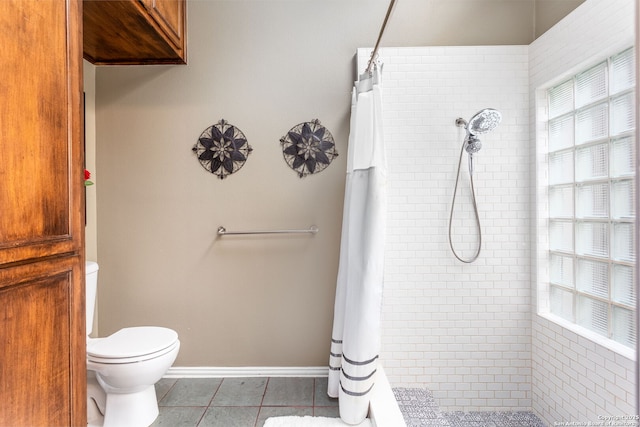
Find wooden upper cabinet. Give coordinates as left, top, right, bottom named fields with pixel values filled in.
left=83, top=0, right=186, bottom=65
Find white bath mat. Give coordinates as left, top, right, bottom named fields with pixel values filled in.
left=263, top=416, right=372, bottom=427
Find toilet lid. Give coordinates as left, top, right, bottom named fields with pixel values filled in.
left=87, top=326, right=178, bottom=359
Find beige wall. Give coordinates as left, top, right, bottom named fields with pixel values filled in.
left=92, top=0, right=583, bottom=367
left=535, top=0, right=586, bottom=38
left=84, top=60, right=97, bottom=262
left=84, top=60, right=99, bottom=336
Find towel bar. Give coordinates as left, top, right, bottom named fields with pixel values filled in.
left=217, top=225, right=319, bottom=236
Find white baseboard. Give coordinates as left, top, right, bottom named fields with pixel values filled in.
left=164, top=366, right=329, bottom=378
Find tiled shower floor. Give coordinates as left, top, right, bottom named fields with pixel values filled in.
left=393, top=387, right=547, bottom=427
left=151, top=377, right=547, bottom=427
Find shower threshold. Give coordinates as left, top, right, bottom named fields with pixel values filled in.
left=369, top=364, right=407, bottom=427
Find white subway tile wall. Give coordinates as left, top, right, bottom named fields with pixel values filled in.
left=530, top=0, right=635, bottom=424
left=357, top=45, right=531, bottom=412
left=358, top=0, right=636, bottom=422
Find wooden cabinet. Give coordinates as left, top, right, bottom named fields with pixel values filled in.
left=0, top=0, right=85, bottom=425
left=0, top=260, right=85, bottom=426
left=83, top=0, right=186, bottom=65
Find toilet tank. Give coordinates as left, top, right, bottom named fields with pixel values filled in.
left=85, top=261, right=99, bottom=336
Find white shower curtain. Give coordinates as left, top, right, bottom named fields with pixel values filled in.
left=328, top=66, right=386, bottom=425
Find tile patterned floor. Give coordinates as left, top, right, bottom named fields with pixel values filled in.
left=151, top=378, right=547, bottom=427
left=393, top=387, right=450, bottom=426
left=152, top=377, right=339, bottom=427
left=444, top=411, right=547, bottom=427
left=393, top=387, right=547, bottom=427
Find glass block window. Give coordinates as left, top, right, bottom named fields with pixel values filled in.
left=546, top=47, right=636, bottom=349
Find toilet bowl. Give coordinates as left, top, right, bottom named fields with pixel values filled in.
left=86, top=262, right=180, bottom=427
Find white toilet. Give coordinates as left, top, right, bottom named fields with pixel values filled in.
left=85, top=261, right=180, bottom=427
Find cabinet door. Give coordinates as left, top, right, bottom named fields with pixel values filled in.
left=0, top=0, right=84, bottom=265
left=0, top=259, right=85, bottom=427
left=140, top=0, right=184, bottom=49
left=0, top=0, right=85, bottom=426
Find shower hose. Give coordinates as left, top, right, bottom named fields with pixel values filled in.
left=448, top=140, right=482, bottom=263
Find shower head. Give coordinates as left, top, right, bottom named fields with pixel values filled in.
left=465, top=135, right=482, bottom=154
left=455, top=108, right=502, bottom=156
left=467, top=108, right=502, bottom=136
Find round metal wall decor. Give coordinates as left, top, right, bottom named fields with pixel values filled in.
left=280, top=119, right=338, bottom=178
left=192, top=119, right=253, bottom=179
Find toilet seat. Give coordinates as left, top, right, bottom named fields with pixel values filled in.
left=88, top=327, right=178, bottom=364
left=88, top=340, right=180, bottom=365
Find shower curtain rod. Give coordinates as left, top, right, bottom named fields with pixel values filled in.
left=365, top=0, right=397, bottom=74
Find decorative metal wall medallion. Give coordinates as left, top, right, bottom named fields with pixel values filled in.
left=280, top=119, right=338, bottom=178
left=192, top=119, right=252, bottom=179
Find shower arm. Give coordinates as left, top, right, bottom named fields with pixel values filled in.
left=455, top=117, right=468, bottom=128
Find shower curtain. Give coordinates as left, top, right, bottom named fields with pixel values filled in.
left=328, top=65, right=386, bottom=425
